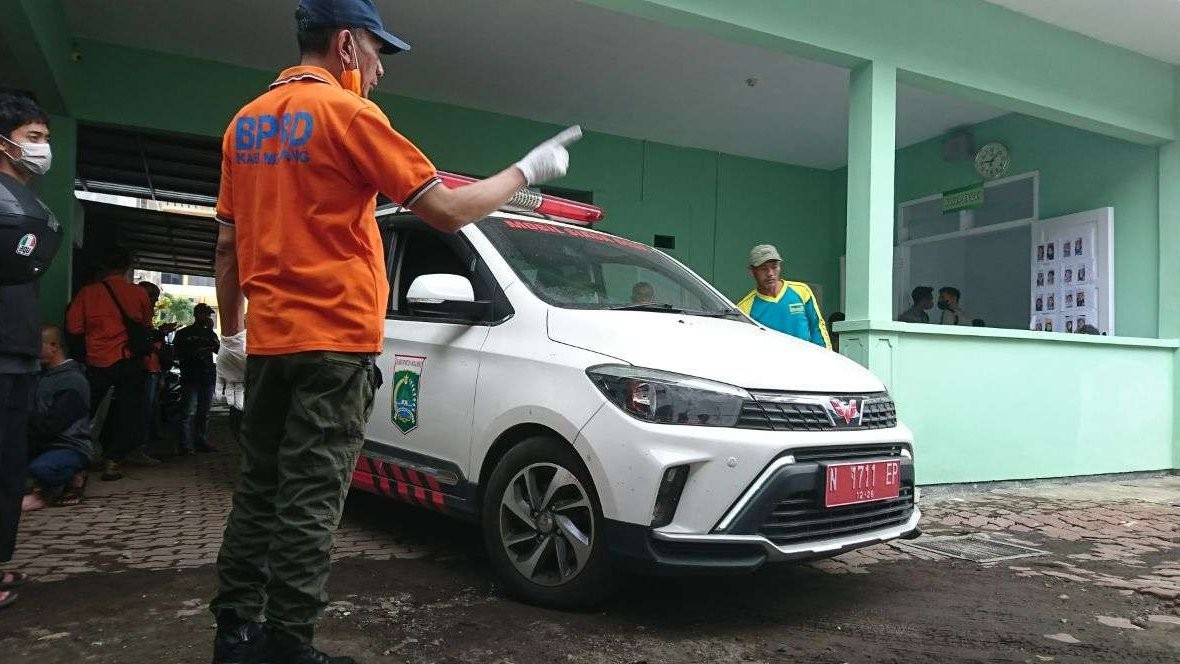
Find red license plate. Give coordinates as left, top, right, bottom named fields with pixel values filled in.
left=824, top=460, right=901, bottom=508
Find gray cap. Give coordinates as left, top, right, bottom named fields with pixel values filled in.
left=748, top=244, right=782, bottom=267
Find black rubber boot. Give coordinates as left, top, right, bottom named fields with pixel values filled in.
left=246, top=628, right=360, bottom=664
left=211, top=610, right=265, bottom=664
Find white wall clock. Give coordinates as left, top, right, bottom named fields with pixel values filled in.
left=974, top=141, right=1010, bottom=179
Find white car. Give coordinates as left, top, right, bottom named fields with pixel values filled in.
left=353, top=185, right=919, bottom=608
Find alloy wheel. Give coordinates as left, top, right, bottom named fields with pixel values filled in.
left=498, top=462, right=595, bottom=586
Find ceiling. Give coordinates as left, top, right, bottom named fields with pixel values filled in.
left=80, top=200, right=218, bottom=276
left=62, top=0, right=1007, bottom=169
left=984, top=0, right=1180, bottom=65
left=75, top=125, right=221, bottom=204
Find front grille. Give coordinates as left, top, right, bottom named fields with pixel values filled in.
left=650, top=539, right=766, bottom=560
left=861, top=398, right=897, bottom=428
left=738, top=400, right=830, bottom=431
left=760, top=486, right=915, bottom=546
left=791, top=443, right=907, bottom=463
left=737, top=393, right=897, bottom=431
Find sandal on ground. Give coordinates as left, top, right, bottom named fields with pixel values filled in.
left=54, top=471, right=88, bottom=506
left=101, top=460, right=123, bottom=481
left=0, top=571, right=27, bottom=590
left=0, top=590, right=17, bottom=609
left=52, top=491, right=83, bottom=507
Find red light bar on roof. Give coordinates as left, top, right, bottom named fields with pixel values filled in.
left=437, top=171, right=604, bottom=225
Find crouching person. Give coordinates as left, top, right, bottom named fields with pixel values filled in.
left=22, top=325, right=92, bottom=511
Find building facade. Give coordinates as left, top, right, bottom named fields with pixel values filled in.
left=3, top=0, right=1176, bottom=484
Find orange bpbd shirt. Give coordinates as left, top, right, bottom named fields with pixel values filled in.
left=65, top=276, right=153, bottom=369
left=216, top=66, right=440, bottom=355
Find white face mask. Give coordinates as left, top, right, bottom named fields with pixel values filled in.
left=1, top=134, right=52, bottom=176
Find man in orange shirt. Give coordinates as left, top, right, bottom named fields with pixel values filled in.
left=65, top=246, right=155, bottom=480
left=209, top=2, right=582, bottom=662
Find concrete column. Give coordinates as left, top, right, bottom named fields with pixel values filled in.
left=844, top=61, right=896, bottom=323
left=1161, top=146, right=1180, bottom=337
left=1161, top=175, right=1180, bottom=335
left=1160, top=75, right=1180, bottom=470
left=35, top=114, right=77, bottom=325
left=838, top=61, right=897, bottom=378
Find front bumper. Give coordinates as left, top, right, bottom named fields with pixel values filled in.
left=606, top=510, right=921, bottom=573
left=575, top=399, right=916, bottom=533
left=605, top=446, right=920, bottom=573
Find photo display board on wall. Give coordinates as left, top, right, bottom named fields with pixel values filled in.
left=1029, top=208, right=1114, bottom=334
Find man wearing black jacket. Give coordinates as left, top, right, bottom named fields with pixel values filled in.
left=23, top=325, right=93, bottom=512
left=0, top=91, right=58, bottom=610
left=174, top=303, right=220, bottom=454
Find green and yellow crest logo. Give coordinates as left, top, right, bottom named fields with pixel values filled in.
left=392, top=355, right=425, bottom=434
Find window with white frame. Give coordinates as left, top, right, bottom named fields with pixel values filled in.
left=894, top=172, right=1038, bottom=329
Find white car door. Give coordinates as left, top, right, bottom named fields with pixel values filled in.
left=364, top=222, right=501, bottom=479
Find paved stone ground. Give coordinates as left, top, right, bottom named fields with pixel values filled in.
left=3, top=417, right=1178, bottom=662
left=9, top=422, right=1178, bottom=602
left=813, top=485, right=1180, bottom=606
left=7, top=419, right=439, bottom=583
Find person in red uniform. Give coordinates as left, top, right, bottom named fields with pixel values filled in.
left=209, top=2, right=583, bottom=662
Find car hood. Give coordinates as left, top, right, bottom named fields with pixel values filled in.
left=546, top=308, right=886, bottom=393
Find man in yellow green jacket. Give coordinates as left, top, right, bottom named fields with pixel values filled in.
left=736, top=244, right=832, bottom=350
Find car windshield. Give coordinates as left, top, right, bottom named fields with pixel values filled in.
left=478, top=217, right=743, bottom=318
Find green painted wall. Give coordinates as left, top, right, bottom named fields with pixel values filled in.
left=59, top=39, right=842, bottom=308
left=894, top=113, right=1162, bottom=339
left=838, top=324, right=1176, bottom=484
left=713, top=154, right=838, bottom=305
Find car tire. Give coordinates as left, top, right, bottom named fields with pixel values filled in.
left=481, top=435, right=615, bottom=609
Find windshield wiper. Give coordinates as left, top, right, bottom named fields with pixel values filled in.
left=608, top=303, right=690, bottom=314
left=608, top=304, right=747, bottom=319
left=683, top=308, right=748, bottom=319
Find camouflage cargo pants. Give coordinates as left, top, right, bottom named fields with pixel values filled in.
left=210, top=351, right=378, bottom=643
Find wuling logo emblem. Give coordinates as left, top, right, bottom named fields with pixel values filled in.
left=828, top=398, right=862, bottom=427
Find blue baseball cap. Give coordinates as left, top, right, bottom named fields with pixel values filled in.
left=297, top=0, right=411, bottom=54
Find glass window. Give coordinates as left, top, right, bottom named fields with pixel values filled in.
left=896, top=173, right=1039, bottom=330
left=899, top=197, right=959, bottom=242
left=388, top=226, right=499, bottom=320
left=972, top=176, right=1035, bottom=228
left=903, top=225, right=1031, bottom=329
left=898, top=174, right=1037, bottom=241
left=478, top=217, right=743, bottom=320
left=160, top=272, right=183, bottom=285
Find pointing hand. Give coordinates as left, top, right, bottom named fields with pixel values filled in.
left=514, top=125, right=582, bottom=186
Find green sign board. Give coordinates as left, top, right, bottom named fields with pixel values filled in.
left=942, top=183, right=985, bottom=213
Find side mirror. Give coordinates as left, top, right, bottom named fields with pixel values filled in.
left=407, top=274, right=492, bottom=322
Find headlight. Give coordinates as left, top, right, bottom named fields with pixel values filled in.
left=586, top=365, right=750, bottom=427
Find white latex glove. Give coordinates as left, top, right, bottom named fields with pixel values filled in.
left=222, top=381, right=245, bottom=412
left=216, top=330, right=246, bottom=410
left=514, top=125, right=582, bottom=186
